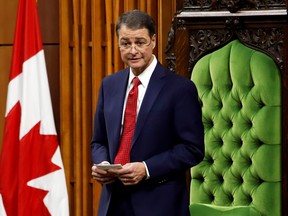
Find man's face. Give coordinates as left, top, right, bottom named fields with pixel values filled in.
left=118, top=25, right=156, bottom=76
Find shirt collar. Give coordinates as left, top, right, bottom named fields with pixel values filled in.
left=128, top=55, right=157, bottom=88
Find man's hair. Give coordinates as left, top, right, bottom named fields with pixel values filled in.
left=116, top=9, right=156, bottom=38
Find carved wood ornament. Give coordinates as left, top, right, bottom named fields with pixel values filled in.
left=165, top=0, right=287, bottom=74
left=183, top=0, right=286, bottom=11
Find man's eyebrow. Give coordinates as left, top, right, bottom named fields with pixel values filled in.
left=120, top=37, right=146, bottom=40
left=120, top=37, right=129, bottom=40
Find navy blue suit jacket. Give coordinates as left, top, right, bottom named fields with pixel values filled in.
left=91, top=62, right=204, bottom=216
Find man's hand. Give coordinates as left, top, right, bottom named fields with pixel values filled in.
left=91, top=165, right=117, bottom=185
left=108, top=162, right=147, bottom=186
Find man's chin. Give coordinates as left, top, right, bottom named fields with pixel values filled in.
left=128, top=62, right=142, bottom=69
left=130, top=65, right=145, bottom=75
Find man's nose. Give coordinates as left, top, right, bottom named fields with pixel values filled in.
left=129, top=45, right=139, bottom=53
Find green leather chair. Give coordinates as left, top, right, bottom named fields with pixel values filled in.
left=190, top=40, right=281, bottom=216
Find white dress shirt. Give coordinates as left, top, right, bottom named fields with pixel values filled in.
left=122, top=54, right=157, bottom=120
left=120, top=55, right=157, bottom=179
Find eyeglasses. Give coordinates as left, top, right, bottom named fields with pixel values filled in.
left=119, top=38, right=152, bottom=51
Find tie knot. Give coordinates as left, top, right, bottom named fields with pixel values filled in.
left=132, top=77, right=141, bottom=87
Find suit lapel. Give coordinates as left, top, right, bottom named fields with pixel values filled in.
left=132, top=63, right=167, bottom=145
left=109, top=69, right=129, bottom=159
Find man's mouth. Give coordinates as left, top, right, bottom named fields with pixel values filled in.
left=129, top=58, right=141, bottom=62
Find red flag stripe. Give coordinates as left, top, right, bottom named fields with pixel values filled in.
left=10, top=0, right=42, bottom=81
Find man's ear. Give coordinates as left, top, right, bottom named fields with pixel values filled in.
left=152, top=34, right=156, bottom=48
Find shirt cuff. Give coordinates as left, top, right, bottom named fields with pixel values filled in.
left=142, top=161, right=150, bottom=180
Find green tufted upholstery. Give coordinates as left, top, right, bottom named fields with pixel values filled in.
left=190, top=40, right=281, bottom=216
left=190, top=203, right=261, bottom=216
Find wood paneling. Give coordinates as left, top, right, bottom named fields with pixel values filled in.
left=44, top=45, right=60, bottom=135
left=0, top=47, right=12, bottom=153
left=0, top=1, right=17, bottom=43
left=38, top=0, right=59, bottom=43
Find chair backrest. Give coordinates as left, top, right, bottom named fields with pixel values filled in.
left=190, top=40, right=281, bottom=216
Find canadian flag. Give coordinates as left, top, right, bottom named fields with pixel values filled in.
left=0, top=0, right=69, bottom=215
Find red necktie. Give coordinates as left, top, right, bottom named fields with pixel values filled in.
left=114, top=77, right=141, bottom=165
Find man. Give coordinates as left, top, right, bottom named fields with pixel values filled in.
left=91, top=9, right=204, bottom=216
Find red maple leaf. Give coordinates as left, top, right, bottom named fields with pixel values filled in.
left=0, top=102, right=61, bottom=216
